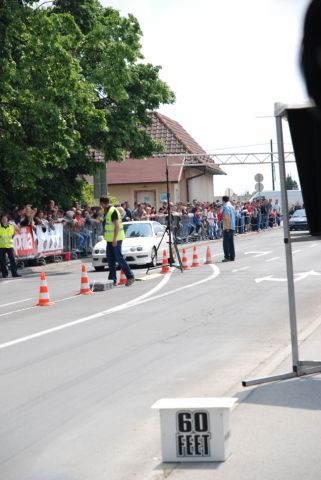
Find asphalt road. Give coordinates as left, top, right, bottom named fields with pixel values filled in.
left=1, top=228, right=321, bottom=480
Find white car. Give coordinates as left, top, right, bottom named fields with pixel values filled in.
left=92, top=221, right=170, bottom=271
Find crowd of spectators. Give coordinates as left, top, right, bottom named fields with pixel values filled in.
left=3, top=196, right=304, bottom=255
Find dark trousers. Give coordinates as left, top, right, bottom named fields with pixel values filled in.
left=223, top=230, right=235, bottom=260
left=0, top=248, right=18, bottom=277
left=106, top=240, right=134, bottom=282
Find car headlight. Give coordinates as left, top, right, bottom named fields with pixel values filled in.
left=94, top=249, right=100, bottom=254
left=130, top=247, right=136, bottom=252
left=137, top=246, right=143, bottom=251
left=100, top=249, right=106, bottom=254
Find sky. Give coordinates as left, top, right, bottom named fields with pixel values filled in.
left=102, top=0, right=311, bottom=195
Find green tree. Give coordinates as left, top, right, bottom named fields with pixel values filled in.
left=286, top=174, right=299, bottom=190
left=0, top=0, right=175, bottom=208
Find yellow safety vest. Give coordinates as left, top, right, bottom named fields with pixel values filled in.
left=104, top=207, right=125, bottom=242
left=0, top=224, right=15, bottom=248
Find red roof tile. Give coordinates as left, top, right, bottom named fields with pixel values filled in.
left=151, top=112, right=206, bottom=155
left=108, top=111, right=223, bottom=184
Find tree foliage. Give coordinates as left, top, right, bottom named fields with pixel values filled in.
left=286, top=174, right=299, bottom=190
left=0, top=0, right=175, bottom=208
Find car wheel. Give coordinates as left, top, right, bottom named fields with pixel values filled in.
left=94, top=266, right=105, bottom=272
left=149, top=247, right=157, bottom=267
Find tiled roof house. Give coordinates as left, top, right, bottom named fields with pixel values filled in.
left=106, top=111, right=224, bottom=208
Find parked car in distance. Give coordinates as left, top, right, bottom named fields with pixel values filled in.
left=289, top=209, right=308, bottom=231
left=92, top=221, right=169, bottom=271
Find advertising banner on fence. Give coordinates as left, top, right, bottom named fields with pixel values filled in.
left=14, top=226, right=37, bottom=258
left=36, top=224, right=64, bottom=256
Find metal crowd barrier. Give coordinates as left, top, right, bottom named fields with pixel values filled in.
left=63, top=222, right=103, bottom=256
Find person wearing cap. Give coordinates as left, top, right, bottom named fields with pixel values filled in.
left=100, top=197, right=135, bottom=286
left=0, top=213, right=21, bottom=278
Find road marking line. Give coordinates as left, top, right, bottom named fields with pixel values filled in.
left=0, top=305, right=36, bottom=318
left=136, top=273, right=163, bottom=281
left=0, top=265, right=219, bottom=351
left=0, top=298, right=33, bottom=308
left=0, top=271, right=172, bottom=318
left=265, top=257, right=280, bottom=263
left=309, top=244, right=318, bottom=248
left=255, top=270, right=321, bottom=284
left=232, top=266, right=249, bottom=273
left=244, top=251, right=271, bottom=258
left=292, top=250, right=301, bottom=254
left=0, top=279, right=23, bottom=285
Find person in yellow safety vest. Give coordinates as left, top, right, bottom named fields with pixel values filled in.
left=0, top=213, right=21, bottom=278
left=100, top=197, right=135, bottom=286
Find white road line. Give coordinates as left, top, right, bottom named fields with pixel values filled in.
left=309, top=244, right=318, bottom=248
left=265, top=257, right=280, bottom=263
left=0, top=305, right=36, bottom=318
left=0, top=298, right=33, bottom=308
left=0, top=271, right=171, bottom=319
left=0, top=265, right=220, bottom=351
left=0, top=279, right=23, bottom=285
left=232, top=266, right=249, bottom=273
left=244, top=251, right=271, bottom=258
left=292, top=250, right=301, bottom=254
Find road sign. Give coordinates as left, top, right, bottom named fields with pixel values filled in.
left=254, top=173, right=264, bottom=182
left=255, top=182, right=264, bottom=192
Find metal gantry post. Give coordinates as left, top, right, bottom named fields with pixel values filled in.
left=275, top=114, right=300, bottom=371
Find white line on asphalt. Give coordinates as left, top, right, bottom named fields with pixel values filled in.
left=0, top=279, right=23, bottom=285
left=265, top=257, right=280, bottom=263
left=0, top=271, right=171, bottom=318
left=292, top=250, right=301, bottom=254
left=244, top=251, right=271, bottom=258
left=0, top=298, right=33, bottom=308
left=0, top=305, right=36, bottom=318
left=0, top=265, right=219, bottom=350
left=232, top=266, right=249, bottom=273
left=309, top=244, right=318, bottom=248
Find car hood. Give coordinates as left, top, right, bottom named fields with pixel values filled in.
left=93, top=240, right=107, bottom=250
left=290, top=217, right=306, bottom=222
left=93, top=237, right=154, bottom=250
left=123, top=237, right=154, bottom=248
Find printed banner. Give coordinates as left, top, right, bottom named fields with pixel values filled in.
left=36, top=224, right=64, bottom=256
left=14, top=226, right=37, bottom=258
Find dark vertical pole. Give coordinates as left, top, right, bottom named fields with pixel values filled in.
left=270, top=139, right=275, bottom=191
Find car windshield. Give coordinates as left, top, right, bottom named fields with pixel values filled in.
left=292, top=209, right=306, bottom=217
left=124, top=223, right=153, bottom=238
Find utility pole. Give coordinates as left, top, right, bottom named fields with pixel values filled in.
left=270, top=139, right=275, bottom=191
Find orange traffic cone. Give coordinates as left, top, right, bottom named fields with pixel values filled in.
left=191, top=245, right=200, bottom=267
left=181, top=248, right=190, bottom=270
left=79, top=263, right=93, bottom=295
left=36, top=272, right=53, bottom=306
left=204, top=245, right=213, bottom=264
left=118, top=269, right=127, bottom=285
left=160, top=249, right=170, bottom=274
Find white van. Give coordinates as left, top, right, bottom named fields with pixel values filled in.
left=250, top=190, right=303, bottom=213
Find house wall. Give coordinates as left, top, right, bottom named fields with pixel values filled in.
left=187, top=174, right=214, bottom=202
left=108, top=183, right=176, bottom=209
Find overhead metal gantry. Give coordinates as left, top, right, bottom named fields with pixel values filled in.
left=164, top=151, right=295, bottom=167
